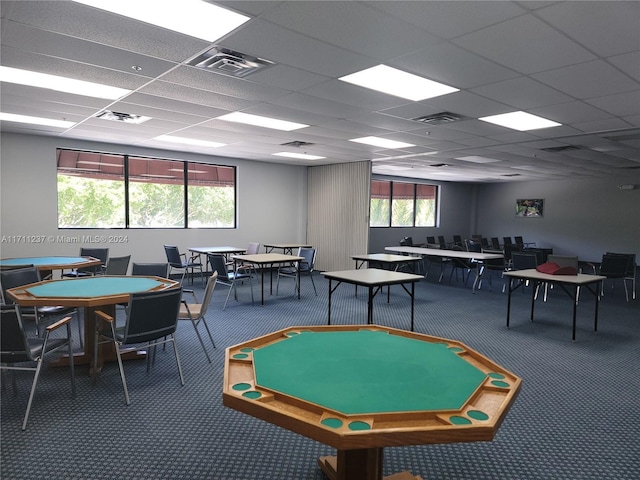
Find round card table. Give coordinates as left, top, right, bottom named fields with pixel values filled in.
left=6, top=275, right=180, bottom=372
left=0, top=256, right=102, bottom=279
left=224, top=325, right=521, bottom=480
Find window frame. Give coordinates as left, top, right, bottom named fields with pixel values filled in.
left=369, top=178, right=439, bottom=228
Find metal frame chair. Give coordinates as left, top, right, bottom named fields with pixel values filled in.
left=179, top=272, right=218, bottom=363
left=63, top=247, right=109, bottom=278
left=163, top=245, right=204, bottom=286
left=208, top=254, right=253, bottom=310
left=1, top=305, right=76, bottom=430
left=276, top=247, right=317, bottom=296
left=104, top=255, right=131, bottom=275
left=94, top=287, right=184, bottom=405
left=131, top=263, right=169, bottom=277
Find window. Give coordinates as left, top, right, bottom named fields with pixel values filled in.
left=369, top=179, right=437, bottom=227
left=57, top=149, right=236, bottom=229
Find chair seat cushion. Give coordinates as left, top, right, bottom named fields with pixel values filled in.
left=179, top=304, right=203, bottom=318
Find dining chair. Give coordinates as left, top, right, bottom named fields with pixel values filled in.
left=276, top=247, right=317, bottom=296
left=131, top=263, right=169, bottom=277
left=163, top=245, right=204, bottom=286
left=599, top=253, right=633, bottom=301
left=179, top=272, right=218, bottom=363
left=208, top=254, right=253, bottom=310
left=63, top=247, right=109, bottom=278
left=1, top=305, right=76, bottom=430
left=104, top=255, right=131, bottom=275
left=94, top=287, right=184, bottom=405
left=1, top=266, right=82, bottom=347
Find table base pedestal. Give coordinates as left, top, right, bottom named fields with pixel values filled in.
left=318, top=450, right=422, bottom=480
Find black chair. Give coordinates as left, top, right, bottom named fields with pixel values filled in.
left=277, top=247, right=317, bottom=296
left=510, top=252, right=541, bottom=296
left=94, top=288, right=184, bottom=405
left=448, top=246, right=474, bottom=286
left=208, top=254, right=253, bottom=310
left=465, top=239, right=481, bottom=253
left=604, top=252, right=636, bottom=301
left=452, top=235, right=463, bottom=247
left=423, top=244, right=451, bottom=283
left=426, top=236, right=436, bottom=245
left=490, top=237, right=502, bottom=250
left=1, top=305, right=76, bottom=430
left=503, top=237, right=513, bottom=247
left=479, top=249, right=508, bottom=292
left=163, top=245, right=204, bottom=286
left=131, top=263, right=169, bottom=277
left=1, top=266, right=82, bottom=346
left=104, top=255, right=131, bottom=275
left=63, top=247, right=109, bottom=278
left=399, top=236, right=413, bottom=246
left=179, top=273, right=218, bottom=363
left=514, top=236, right=525, bottom=249
left=599, top=253, right=633, bottom=301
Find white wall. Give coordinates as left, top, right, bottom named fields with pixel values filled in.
left=0, top=133, right=308, bottom=263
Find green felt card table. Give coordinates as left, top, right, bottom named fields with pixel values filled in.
left=224, top=325, right=521, bottom=480
left=7, top=275, right=179, bottom=372
left=0, top=256, right=102, bottom=279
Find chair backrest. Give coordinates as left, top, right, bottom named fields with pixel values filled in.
left=547, top=255, right=579, bottom=270
left=208, top=254, right=231, bottom=282
left=465, top=239, right=481, bottom=253
left=426, top=236, right=436, bottom=245
left=163, top=245, right=184, bottom=267
left=131, top=263, right=169, bottom=277
left=503, top=237, right=513, bottom=246
left=599, top=253, right=630, bottom=277
left=490, top=237, right=501, bottom=250
left=79, top=247, right=109, bottom=274
left=605, top=252, right=636, bottom=276
left=104, top=255, right=131, bottom=275
left=514, top=236, right=524, bottom=247
left=297, top=247, right=316, bottom=273
left=199, top=272, right=218, bottom=318
left=399, top=236, right=413, bottom=246
left=511, top=252, right=539, bottom=270
left=437, top=236, right=446, bottom=245
left=1, top=266, right=40, bottom=305
left=246, top=242, right=260, bottom=255
left=123, top=288, right=182, bottom=344
left=452, top=235, right=463, bottom=246
left=1, top=305, right=34, bottom=363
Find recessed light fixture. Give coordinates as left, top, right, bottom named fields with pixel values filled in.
left=0, top=112, right=75, bottom=128
left=350, top=136, right=415, bottom=149
left=217, top=112, right=308, bottom=131
left=71, top=0, right=250, bottom=42
left=272, top=152, right=325, bottom=160
left=0, top=66, right=131, bottom=100
left=156, top=135, right=226, bottom=148
left=456, top=155, right=501, bottom=163
left=339, top=65, right=459, bottom=101
left=479, top=111, right=561, bottom=131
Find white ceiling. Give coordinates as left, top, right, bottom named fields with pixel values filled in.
left=1, top=0, right=639, bottom=183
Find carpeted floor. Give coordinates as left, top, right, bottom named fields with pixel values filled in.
left=2, top=269, right=639, bottom=479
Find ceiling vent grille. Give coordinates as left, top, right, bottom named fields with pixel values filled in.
left=430, top=163, right=449, bottom=168
left=188, top=46, right=274, bottom=78
left=412, top=112, right=467, bottom=125
left=281, top=141, right=314, bottom=148
left=95, top=110, right=150, bottom=124
left=540, top=145, right=582, bottom=152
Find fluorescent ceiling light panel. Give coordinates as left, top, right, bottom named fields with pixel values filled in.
left=71, top=0, right=250, bottom=42
left=339, top=65, right=459, bottom=101
left=156, top=135, right=226, bottom=148
left=479, top=111, right=561, bottom=131
left=350, top=136, right=415, bottom=149
left=217, top=112, right=308, bottom=131
left=272, top=152, right=325, bottom=160
left=0, top=66, right=130, bottom=100
left=0, top=112, right=75, bottom=128
left=456, top=155, right=501, bottom=163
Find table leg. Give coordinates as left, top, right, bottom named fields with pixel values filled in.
left=410, top=282, right=415, bottom=331
left=327, top=279, right=333, bottom=325
left=368, top=286, right=374, bottom=325
left=318, top=448, right=421, bottom=480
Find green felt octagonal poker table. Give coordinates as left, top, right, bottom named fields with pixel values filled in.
left=224, top=325, right=521, bottom=480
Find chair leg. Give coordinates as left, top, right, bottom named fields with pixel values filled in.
left=309, top=272, right=317, bottom=296
left=113, top=343, right=131, bottom=405
left=171, top=335, right=185, bottom=386
left=21, top=358, right=43, bottom=430
left=200, top=318, right=216, bottom=349
left=191, top=319, right=212, bottom=363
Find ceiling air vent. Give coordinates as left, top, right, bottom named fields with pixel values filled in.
left=501, top=173, right=522, bottom=177
left=430, top=163, right=449, bottom=168
left=540, top=145, right=582, bottom=152
left=95, top=110, right=150, bottom=124
left=188, top=46, right=274, bottom=78
left=281, top=141, right=314, bottom=148
left=412, top=112, right=468, bottom=125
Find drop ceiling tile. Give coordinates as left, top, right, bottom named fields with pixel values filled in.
left=471, top=76, right=574, bottom=110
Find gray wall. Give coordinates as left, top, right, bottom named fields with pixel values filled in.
left=0, top=133, right=307, bottom=265
left=476, top=176, right=640, bottom=262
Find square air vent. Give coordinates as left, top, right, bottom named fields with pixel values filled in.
left=188, top=46, right=274, bottom=78
left=540, top=145, right=582, bottom=152
left=96, top=110, right=150, bottom=124
left=412, top=112, right=468, bottom=125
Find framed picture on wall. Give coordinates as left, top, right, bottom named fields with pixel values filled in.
left=515, top=198, right=544, bottom=217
